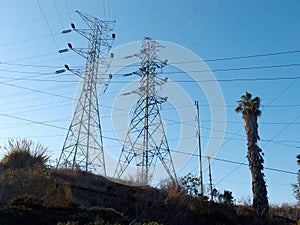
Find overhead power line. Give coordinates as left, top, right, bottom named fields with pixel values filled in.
left=110, top=75, right=300, bottom=83
left=2, top=47, right=300, bottom=69
left=2, top=68, right=300, bottom=83
left=170, top=149, right=298, bottom=175
left=176, top=49, right=300, bottom=64
left=0, top=80, right=73, bottom=100
left=0, top=112, right=68, bottom=131
left=104, top=49, right=300, bottom=67
left=36, top=0, right=66, bottom=64
left=113, top=62, right=300, bottom=76
left=0, top=34, right=52, bottom=47
left=0, top=107, right=297, bottom=176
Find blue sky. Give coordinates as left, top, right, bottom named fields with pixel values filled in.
left=0, top=0, right=299, bottom=205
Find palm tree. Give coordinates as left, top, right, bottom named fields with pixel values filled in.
left=235, top=92, right=269, bottom=219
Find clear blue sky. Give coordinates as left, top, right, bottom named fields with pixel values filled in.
left=0, top=0, right=299, bottom=205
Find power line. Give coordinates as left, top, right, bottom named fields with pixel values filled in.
left=111, top=75, right=300, bottom=83
left=164, top=117, right=300, bottom=148
left=216, top=61, right=298, bottom=72
left=113, top=62, right=300, bottom=75
left=53, top=0, right=65, bottom=31
left=0, top=107, right=297, bottom=176
left=64, top=0, right=73, bottom=22
left=0, top=68, right=55, bottom=76
left=89, top=114, right=300, bottom=148
left=104, top=49, right=300, bottom=68
left=2, top=62, right=62, bottom=69
left=0, top=80, right=73, bottom=100
left=99, top=134, right=297, bottom=176
left=0, top=134, right=65, bottom=140
left=3, top=51, right=300, bottom=73
left=1, top=69, right=300, bottom=83
left=0, top=112, right=68, bottom=131
left=176, top=49, right=300, bottom=64
left=6, top=101, right=70, bottom=116
left=0, top=74, right=77, bottom=83
left=0, top=34, right=52, bottom=47
left=97, top=132, right=300, bottom=176
left=170, top=149, right=298, bottom=175
left=1, top=82, right=295, bottom=150
left=2, top=51, right=58, bottom=64
left=36, top=0, right=66, bottom=64
left=0, top=83, right=73, bottom=102
left=214, top=80, right=299, bottom=186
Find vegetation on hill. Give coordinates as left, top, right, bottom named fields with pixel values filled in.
left=1, top=139, right=49, bottom=170
left=0, top=138, right=298, bottom=224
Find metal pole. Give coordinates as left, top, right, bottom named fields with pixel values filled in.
left=195, top=100, right=203, bottom=195
left=208, top=156, right=213, bottom=201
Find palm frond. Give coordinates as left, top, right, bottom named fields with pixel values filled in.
left=245, top=92, right=252, bottom=101
left=235, top=106, right=243, bottom=113
left=236, top=92, right=261, bottom=115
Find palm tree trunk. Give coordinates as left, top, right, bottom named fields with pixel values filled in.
left=243, top=113, right=269, bottom=219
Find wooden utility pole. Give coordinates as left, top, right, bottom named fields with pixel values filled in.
left=208, top=156, right=213, bottom=201
left=195, top=100, right=203, bottom=195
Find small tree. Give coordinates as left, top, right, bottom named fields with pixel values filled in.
left=180, top=173, right=200, bottom=196
left=218, top=190, right=234, bottom=205
left=211, top=188, right=219, bottom=202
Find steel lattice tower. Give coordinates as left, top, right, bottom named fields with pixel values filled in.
left=114, top=37, right=177, bottom=184
left=56, top=11, right=116, bottom=175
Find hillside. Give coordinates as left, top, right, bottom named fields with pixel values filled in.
left=0, top=165, right=298, bottom=225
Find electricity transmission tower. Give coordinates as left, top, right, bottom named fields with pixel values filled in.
left=56, top=11, right=116, bottom=175
left=114, top=37, right=177, bottom=184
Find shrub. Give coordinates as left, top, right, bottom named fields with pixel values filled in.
left=57, top=222, right=79, bottom=225
left=218, top=190, right=234, bottom=205
left=88, top=206, right=126, bottom=223
left=164, top=181, right=187, bottom=206
left=133, top=222, right=163, bottom=225
left=0, top=139, right=49, bottom=170
left=8, top=195, right=43, bottom=210
left=235, top=205, right=254, bottom=217
left=0, top=168, right=74, bottom=208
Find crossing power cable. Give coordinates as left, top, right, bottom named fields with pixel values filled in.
left=169, top=149, right=298, bottom=176
left=36, top=0, right=66, bottom=64
left=0, top=109, right=297, bottom=176
left=214, top=79, right=299, bottom=185
left=2, top=48, right=300, bottom=68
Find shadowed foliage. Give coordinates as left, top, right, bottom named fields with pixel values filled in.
left=292, top=155, right=300, bottom=205
left=0, top=138, right=297, bottom=224
left=0, top=139, right=74, bottom=209
left=0, top=139, right=49, bottom=170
